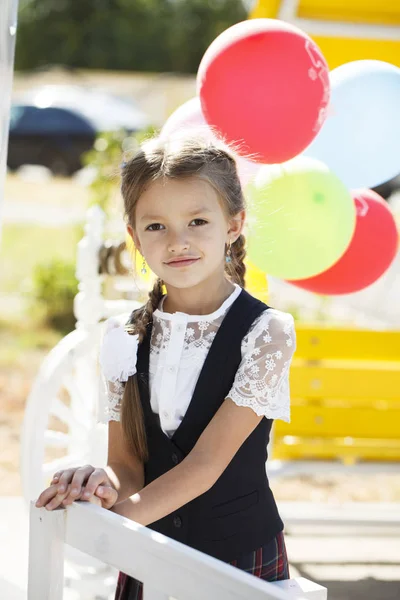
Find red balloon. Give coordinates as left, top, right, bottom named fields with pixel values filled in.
left=197, top=19, right=330, bottom=164
left=287, top=189, right=399, bottom=295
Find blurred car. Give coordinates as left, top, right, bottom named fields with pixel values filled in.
left=7, top=85, right=149, bottom=176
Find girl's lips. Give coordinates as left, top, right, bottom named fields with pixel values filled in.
left=165, top=258, right=200, bottom=268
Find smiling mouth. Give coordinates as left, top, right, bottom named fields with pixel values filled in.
left=165, top=258, right=200, bottom=267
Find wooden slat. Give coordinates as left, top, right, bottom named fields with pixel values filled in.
left=274, top=404, right=400, bottom=439
left=290, top=396, right=400, bottom=409
left=272, top=437, right=400, bottom=462
left=290, top=363, right=400, bottom=400
left=294, top=327, right=400, bottom=361
left=274, top=325, right=400, bottom=462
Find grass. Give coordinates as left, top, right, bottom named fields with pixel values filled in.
left=0, top=316, right=63, bottom=368
left=0, top=220, right=81, bottom=366
left=0, top=223, right=82, bottom=295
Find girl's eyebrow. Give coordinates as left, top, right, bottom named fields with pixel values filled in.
left=140, top=207, right=213, bottom=222
left=189, top=207, right=213, bottom=215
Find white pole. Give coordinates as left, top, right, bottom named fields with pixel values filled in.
left=0, top=0, right=18, bottom=243
left=28, top=502, right=66, bottom=600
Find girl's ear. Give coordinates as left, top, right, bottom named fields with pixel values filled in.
left=228, top=209, right=246, bottom=242
left=127, top=224, right=142, bottom=254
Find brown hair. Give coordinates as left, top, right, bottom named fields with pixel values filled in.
left=120, top=134, right=247, bottom=462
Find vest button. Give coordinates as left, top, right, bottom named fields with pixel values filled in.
left=173, top=515, right=182, bottom=528
left=171, top=453, right=179, bottom=465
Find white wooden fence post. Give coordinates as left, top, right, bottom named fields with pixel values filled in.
left=28, top=502, right=66, bottom=600
left=74, top=205, right=105, bottom=331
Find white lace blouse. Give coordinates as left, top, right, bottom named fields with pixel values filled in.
left=99, top=284, right=296, bottom=438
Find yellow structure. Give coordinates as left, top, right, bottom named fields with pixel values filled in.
left=249, top=2, right=400, bottom=467
left=249, top=0, right=400, bottom=69
left=273, top=326, right=400, bottom=464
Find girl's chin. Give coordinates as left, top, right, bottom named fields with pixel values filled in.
left=164, top=275, right=228, bottom=293
left=163, top=277, right=203, bottom=289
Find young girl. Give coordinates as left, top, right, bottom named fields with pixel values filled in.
left=36, top=134, right=296, bottom=600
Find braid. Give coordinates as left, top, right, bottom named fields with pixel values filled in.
left=125, top=277, right=164, bottom=341
left=121, top=277, right=164, bottom=464
left=225, top=234, right=246, bottom=288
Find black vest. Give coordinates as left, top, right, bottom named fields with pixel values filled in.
left=131, top=288, right=283, bottom=563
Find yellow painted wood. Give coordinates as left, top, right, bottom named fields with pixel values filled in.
left=249, top=0, right=280, bottom=19
left=299, top=0, right=400, bottom=25
left=290, top=363, right=400, bottom=400
left=249, top=2, right=400, bottom=68
left=275, top=403, right=400, bottom=438
left=311, top=37, right=400, bottom=70
left=294, top=327, right=400, bottom=361
left=250, top=0, right=400, bottom=24
left=277, top=325, right=400, bottom=462
left=272, top=437, right=400, bottom=462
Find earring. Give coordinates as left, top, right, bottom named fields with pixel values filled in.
left=141, top=256, right=147, bottom=274
left=225, top=241, right=232, bottom=263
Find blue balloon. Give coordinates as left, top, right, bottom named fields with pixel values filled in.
left=303, top=60, right=400, bottom=189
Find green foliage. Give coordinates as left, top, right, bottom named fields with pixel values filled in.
left=82, top=125, right=158, bottom=214
left=31, top=259, right=78, bottom=333
left=0, top=223, right=80, bottom=295
left=15, top=0, right=247, bottom=73
left=83, top=130, right=128, bottom=213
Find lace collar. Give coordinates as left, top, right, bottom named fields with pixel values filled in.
left=153, top=283, right=242, bottom=323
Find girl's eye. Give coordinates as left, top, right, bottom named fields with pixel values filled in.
left=145, top=223, right=164, bottom=231
left=190, top=219, right=208, bottom=226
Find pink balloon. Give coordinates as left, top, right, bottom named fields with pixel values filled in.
left=160, top=97, right=260, bottom=187
left=160, top=97, right=206, bottom=138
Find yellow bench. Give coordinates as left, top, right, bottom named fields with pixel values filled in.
left=272, top=326, right=400, bottom=465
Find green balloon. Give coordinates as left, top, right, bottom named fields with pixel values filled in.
left=246, top=157, right=356, bottom=280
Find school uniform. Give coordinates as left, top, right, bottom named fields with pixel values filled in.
left=100, top=283, right=296, bottom=600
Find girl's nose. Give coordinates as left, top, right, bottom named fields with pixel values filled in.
left=167, top=233, right=190, bottom=254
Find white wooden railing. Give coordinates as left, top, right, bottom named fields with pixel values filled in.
left=28, top=501, right=327, bottom=600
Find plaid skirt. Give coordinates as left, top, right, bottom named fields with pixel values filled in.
left=115, top=530, right=290, bottom=600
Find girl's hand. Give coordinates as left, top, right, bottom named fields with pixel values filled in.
left=35, top=466, right=118, bottom=510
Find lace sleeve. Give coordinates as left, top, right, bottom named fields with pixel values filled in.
left=98, top=315, right=137, bottom=423
left=227, top=309, right=296, bottom=422
left=102, top=378, right=124, bottom=423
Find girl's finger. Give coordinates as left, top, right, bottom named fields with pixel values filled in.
left=95, top=486, right=118, bottom=509
left=56, top=468, right=80, bottom=493
left=86, top=494, right=102, bottom=507
left=58, top=465, right=94, bottom=495
left=46, top=484, right=73, bottom=511
left=51, top=470, right=63, bottom=483
left=81, top=469, right=112, bottom=499
left=35, top=484, right=62, bottom=508
left=61, top=466, right=96, bottom=505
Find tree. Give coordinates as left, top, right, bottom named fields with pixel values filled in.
left=15, top=0, right=247, bottom=73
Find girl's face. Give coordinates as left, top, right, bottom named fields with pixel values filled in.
left=128, top=176, right=244, bottom=290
